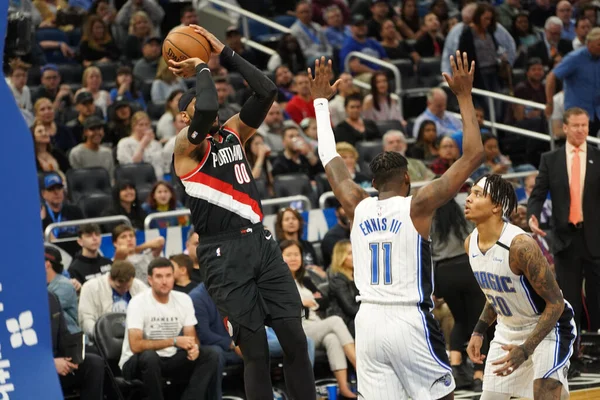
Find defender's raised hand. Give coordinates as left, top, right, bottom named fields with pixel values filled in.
left=442, top=51, right=475, bottom=98
left=308, top=57, right=340, bottom=100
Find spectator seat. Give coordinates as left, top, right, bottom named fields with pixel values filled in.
left=78, top=193, right=113, bottom=218
left=374, top=120, right=404, bottom=136
left=147, top=102, right=164, bottom=121
left=114, top=163, right=157, bottom=188
left=58, top=64, right=84, bottom=84
left=97, top=61, right=120, bottom=85
left=355, top=140, right=383, bottom=172
left=273, top=173, right=317, bottom=207
left=417, top=57, right=441, bottom=78
left=314, top=172, right=331, bottom=197
left=273, top=15, right=297, bottom=28
left=390, top=59, right=418, bottom=90
left=66, top=167, right=112, bottom=203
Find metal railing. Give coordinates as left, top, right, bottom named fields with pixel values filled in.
left=263, top=195, right=312, bottom=211
left=45, top=215, right=131, bottom=242
left=241, top=37, right=276, bottom=56
left=144, top=210, right=192, bottom=230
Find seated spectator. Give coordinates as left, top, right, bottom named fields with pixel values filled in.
left=68, top=116, right=114, bottom=175
left=321, top=203, right=351, bottom=268
left=383, top=130, right=435, bottom=182
left=133, top=36, right=161, bottom=82
left=497, top=0, right=522, bottom=31
left=414, top=13, right=444, bottom=58
left=274, top=65, right=295, bottom=104
left=285, top=73, right=315, bottom=124
left=327, top=239, right=359, bottom=336
left=142, top=181, right=188, bottom=228
left=48, top=292, right=104, bottom=400
left=112, top=224, right=164, bottom=281
left=258, top=102, right=287, bottom=152
left=122, top=13, right=158, bottom=60
left=397, top=0, right=423, bottom=39
left=102, top=180, right=147, bottom=230
left=151, top=58, right=187, bottom=106
left=66, top=91, right=101, bottom=143
left=311, top=0, right=350, bottom=26
left=111, top=66, right=146, bottom=111
left=119, top=258, right=220, bottom=398
left=556, top=0, right=575, bottom=41
left=224, top=26, right=257, bottom=65
left=290, top=1, right=332, bottom=64
left=214, top=76, right=241, bottom=123
left=185, top=231, right=203, bottom=283
left=334, top=93, right=381, bottom=146
left=271, top=126, right=323, bottom=179
left=362, top=71, right=406, bottom=125
left=527, top=16, right=573, bottom=69
left=68, top=223, right=112, bottom=285
left=580, top=3, right=598, bottom=27
left=281, top=240, right=357, bottom=398
left=79, top=15, right=120, bottom=67
left=32, top=64, right=74, bottom=113
left=429, top=0, right=450, bottom=35
left=41, top=173, right=83, bottom=239
left=324, top=5, right=352, bottom=50
left=275, top=207, right=326, bottom=280
left=33, top=121, right=70, bottom=175
left=7, top=59, right=33, bottom=120
left=341, top=15, right=387, bottom=85
left=431, top=136, right=462, bottom=179
left=507, top=57, right=546, bottom=123
left=299, top=118, right=318, bottom=150
left=336, top=142, right=371, bottom=187
left=115, top=0, right=164, bottom=34
left=328, top=72, right=356, bottom=127
left=412, top=87, right=462, bottom=138
left=367, top=0, right=393, bottom=41
left=244, top=134, right=274, bottom=196
left=407, top=119, right=439, bottom=162
left=475, top=105, right=491, bottom=135
left=471, top=134, right=514, bottom=182
left=379, top=19, right=414, bottom=61
left=266, top=326, right=316, bottom=365
left=156, top=89, right=183, bottom=143
left=89, top=0, right=117, bottom=31
left=45, top=245, right=80, bottom=333
left=174, top=5, right=197, bottom=29
left=511, top=12, right=539, bottom=50
left=161, top=113, right=187, bottom=174
left=169, top=254, right=198, bottom=294
left=105, top=97, right=133, bottom=146
left=573, top=16, right=592, bottom=51
left=78, top=260, right=146, bottom=339
left=117, top=111, right=164, bottom=179
left=79, top=66, right=112, bottom=118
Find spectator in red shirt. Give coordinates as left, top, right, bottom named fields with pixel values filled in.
left=285, top=73, right=315, bottom=124
left=430, top=136, right=468, bottom=192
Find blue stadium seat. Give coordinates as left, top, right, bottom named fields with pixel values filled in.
left=67, top=167, right=112, bottom=203
left=78, top=193, right=112, bottom=218
left=273, top=15, right=297, bottom=28
left=246, top=19, right=272, bottom=40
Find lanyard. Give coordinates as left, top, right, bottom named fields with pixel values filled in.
left=46, top=202, right=62, bottom=238
left=300, top=23, right=320, bottom=46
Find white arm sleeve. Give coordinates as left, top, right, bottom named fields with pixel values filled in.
left=314, top=99, right=340, bottom=167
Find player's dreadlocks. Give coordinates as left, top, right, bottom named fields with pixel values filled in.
left=478, top=173, right=518, bottom=218
left=369, top=151, right=409, bottom=188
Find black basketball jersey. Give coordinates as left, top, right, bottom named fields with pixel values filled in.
left=179, top=127, right=264, bottom=236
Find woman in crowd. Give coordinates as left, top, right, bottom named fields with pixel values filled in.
left=336, top=142, right=370, bottom=188
left=299, top=118, right=318, bottom=150
left=430, top=0, right=450, bottom=35
left=432, top=197, right=486, bottom=391
left=124, top=11, right=154, bottom=60
left=33, top=97, right=77, bottom=152
left=142, top=181, right=188, bottom=229
left=156, top=89, right=183, bottom=142
left=471, top=133, right=513, bottom=181
left=116, top=111, right=164, bottom=179
left=151, top=59, right=188, bottom=105
left=78, top=66, right=111, bottom=118
left=280, top=240, right=357, bottom=399
left=105, top=99, right=132, bottom=146
left=89, top=0, right=116, bottom=29
left=32, top=120, right=70, bottom=175
left=79, top=15, right=120, bottom=67
left=267, top=33, right=307, bottom=73
left=244, top=134, right=274, bottom=197
left=327, top=240, right=359, bottom=337
left=430, top=135, right=459, bottom=175
left=109, top=66, right=146, bottom=110
left=407, top=119, right=439, bottom=162
left=397, top=0, right=423, bottom=39
left=511, top=11, right=539, bottom=50
left=362, top=71, right=406, bottom=125
left=334, top=93, right=381, bottom=147
left=102, top=180, right=147, bottom=230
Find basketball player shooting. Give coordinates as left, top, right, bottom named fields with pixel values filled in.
left=464, top=174, right=576, bottom=400
left=168, top=26, right=316, bottom=400
left=310, top=52, right=484, bottom=399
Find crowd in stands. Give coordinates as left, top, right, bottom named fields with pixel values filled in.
left=9, top=0, right=600, bottom=396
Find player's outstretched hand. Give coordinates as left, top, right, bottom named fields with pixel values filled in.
left=492, top=344, right=527, bottom=376
left=308, top=57, right=340, bottom=100
left=467, top=334, right=486, bottom=364
left=168, top=58, right=204, bottom=78
left=190, top=25, right=224, bottom=55
left=442, top=51, right=475, bottom=98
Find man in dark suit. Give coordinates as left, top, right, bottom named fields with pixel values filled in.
left=527, top=16, right=573, bottom=69
left=49, top=292, right=105, bottom=399
left=528, top=107, right=600, bottom=376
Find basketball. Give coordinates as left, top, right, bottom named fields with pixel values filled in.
left=162, top=26, right=212, bottom=64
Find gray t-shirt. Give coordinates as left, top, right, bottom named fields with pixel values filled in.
left=472, top=29, right=497, bottom=69
left=68, top=144, right=115, bottom=177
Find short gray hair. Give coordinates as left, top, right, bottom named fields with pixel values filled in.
left=545, top=16, right=563, bottom=30
left=427, top=87, right=446, bottom=102
left=462, top=3, right=477, bottom=23
left=587, top=27, right=600, bottom=42
left=383, top=130, right=406, bottom=143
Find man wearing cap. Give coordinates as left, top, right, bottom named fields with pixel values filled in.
left=45, top=245, right=81, bottom=334
left=340, top=14, right=388, bottom=84
left=41, top=173, right=85, bottom=240
left=66, top=91, right=101, bottom=144
left=133, top=36, right=162, bottom=82
left=68, top=116, right=115, bottom=176
left=224, top=26, right=257, bottom=65
left=32, top=64, right=73, bottom=112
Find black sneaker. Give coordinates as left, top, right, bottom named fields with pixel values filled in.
left=452, top=365, right=473, bottom=390
left=472, top=378, right=483, bottom=392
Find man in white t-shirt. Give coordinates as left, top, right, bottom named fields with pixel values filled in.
left=119, top=258, right=220, bottom=400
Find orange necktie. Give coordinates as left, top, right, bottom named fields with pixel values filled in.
left=569, top=148, right=582, bottom=224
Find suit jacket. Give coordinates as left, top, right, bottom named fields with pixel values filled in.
left=527, top=145, right=600, bottom=256
left=526, top=39, right=573, bottom=69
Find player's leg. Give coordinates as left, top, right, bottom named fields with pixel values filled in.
left=270, top=317, right=316, bottom=399
left=533, top=379, right=563, bottom=400
left=236, top=325, right=274, bottom=400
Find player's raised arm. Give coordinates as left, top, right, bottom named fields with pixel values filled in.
left=411, top=51, right=484, bottom=236
left=310, top=57, right=370, bottom=220
left=492, top=235, right=565, bottom=376
left=191, top=26, right=277, bottom=144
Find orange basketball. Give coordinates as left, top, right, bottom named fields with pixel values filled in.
left=162, top=26, right=212, bottom=64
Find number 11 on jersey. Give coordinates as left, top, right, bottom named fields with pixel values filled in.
left=370, top=242, right=392, bottom=285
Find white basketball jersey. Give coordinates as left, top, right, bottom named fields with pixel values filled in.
left=351, top=196, right=434, bottom=308
left=468, top=223, right=543, bottom=329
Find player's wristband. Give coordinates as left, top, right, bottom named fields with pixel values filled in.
left=473, top=319, right=489, bottom=335
left=471, top=332, right=484, bottom=339
left=519, top=345, right=529, bottom=360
